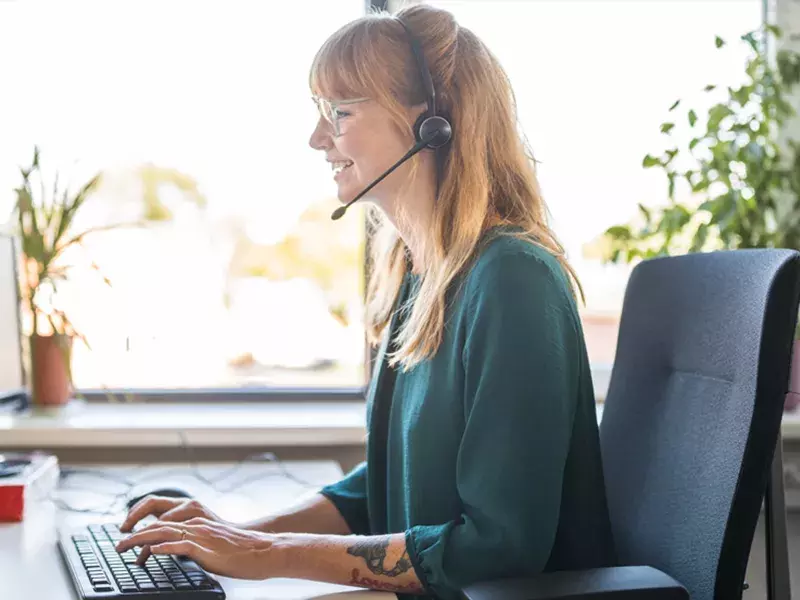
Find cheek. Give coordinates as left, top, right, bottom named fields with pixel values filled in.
left=336, top=119, right=413, bottom=182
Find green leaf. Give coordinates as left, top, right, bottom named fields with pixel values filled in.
left=605, top=225, right=632, bottom=240
left=708, top=103, right=733, bottom=130
left=642, top=154, right=661, bottom=168
left=660, top=122, right=675, bottom=134
left=766, top=24, right=783, bottom=38
left=688, top=109, right=697, bottom=127
left=691, top=177, right=710, bottom=193
left=689, top=224, right=709, bottom=252
left=741, top=32, right=758, bottom=52
left=668, top=99, right=681, bottom=111
left=715, top=36, right=726, bottom=48
left=689, top=137, right=700, bottom=150
left=704, top=84, right=716, bottom=92
left=638, top=203, right=651, bottom=223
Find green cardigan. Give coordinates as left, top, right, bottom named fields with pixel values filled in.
left=321, top=229, right=616, bottom=600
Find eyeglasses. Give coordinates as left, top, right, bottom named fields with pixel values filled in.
left=312, top=96, right=369, bottom=136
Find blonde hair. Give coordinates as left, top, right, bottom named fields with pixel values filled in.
left=310, top=4, right=584, bottom=371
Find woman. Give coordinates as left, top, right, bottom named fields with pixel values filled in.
left=115, top=5, right=616, bottom=599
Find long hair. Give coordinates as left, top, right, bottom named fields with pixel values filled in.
left=310, top=4, right=584, bottom=371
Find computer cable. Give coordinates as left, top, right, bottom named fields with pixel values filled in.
left=52, top=439, right=321, bottom=514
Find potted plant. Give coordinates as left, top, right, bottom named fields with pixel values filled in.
left=11, top=147, right=139, bottom=405
left=598, top=25, right=800, bottom=411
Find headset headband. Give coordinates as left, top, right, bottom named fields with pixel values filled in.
left=395, top=17, right=437, bottom=117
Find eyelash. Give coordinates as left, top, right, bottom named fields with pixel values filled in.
left=334, top=109, right=352, bottom=119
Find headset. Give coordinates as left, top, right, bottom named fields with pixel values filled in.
left=330, top=17, right=453, bottom=220
left=395, top=17, right=453, bottom=150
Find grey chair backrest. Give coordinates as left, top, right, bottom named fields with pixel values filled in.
left=599, top=249, right=800, bottom=600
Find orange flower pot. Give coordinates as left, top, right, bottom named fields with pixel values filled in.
left=30, top=333, right=73, bottom=406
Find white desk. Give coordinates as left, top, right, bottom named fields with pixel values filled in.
left=0, top=460, right=394, bottom=600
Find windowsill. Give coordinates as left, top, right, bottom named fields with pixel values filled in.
left=0, top=399, right=368, bottom=448
left=2, top=398, right=799, bottom=449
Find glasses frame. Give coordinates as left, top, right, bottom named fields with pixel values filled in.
left=313, top=96, right=369, bottom=136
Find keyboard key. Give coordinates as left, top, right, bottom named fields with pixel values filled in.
left=156, top=582, right=174, bottom=590
left=138, top=583, right=156, bottom=591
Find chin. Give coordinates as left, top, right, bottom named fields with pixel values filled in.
left=337, top=184, right=357, bottom=204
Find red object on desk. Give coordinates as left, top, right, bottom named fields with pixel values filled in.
left=0, top=482, right=24, bottom=521
left=0, top=453, right=59, bottom=522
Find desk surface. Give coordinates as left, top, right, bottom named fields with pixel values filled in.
left=0, top=460, right=393, bottom=600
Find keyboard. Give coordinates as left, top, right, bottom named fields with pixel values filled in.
left=57, top=523, right=226, bottom=599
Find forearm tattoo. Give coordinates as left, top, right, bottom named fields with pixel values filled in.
left=346, top=535, right=413, bottom=577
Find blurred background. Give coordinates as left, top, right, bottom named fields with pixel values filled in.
left=0, top=0, right=765, bottom=394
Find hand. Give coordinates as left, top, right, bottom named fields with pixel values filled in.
left=120, top=496, right=230, bottom=533
left=115, top=517, right=280, bottom=580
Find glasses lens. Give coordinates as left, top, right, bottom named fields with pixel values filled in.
left=313, top=97, right=339, bottom=135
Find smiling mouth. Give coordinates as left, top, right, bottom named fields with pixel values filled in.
left=331, top=160, right=354, bottom=176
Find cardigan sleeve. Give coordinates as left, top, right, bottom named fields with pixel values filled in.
left=318, top=462, right=371, bottom=536
left=405, top=251, right=582, bottom=600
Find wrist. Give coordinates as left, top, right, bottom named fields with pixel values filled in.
left=266, top=532, right=299, bottom=578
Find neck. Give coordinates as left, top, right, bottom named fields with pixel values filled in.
left=393, top=192, right=435, bottom=275
left=379, top=158, right=437, bottom=275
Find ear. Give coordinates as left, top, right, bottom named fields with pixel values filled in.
left=410, top=102, right=429, bottom=124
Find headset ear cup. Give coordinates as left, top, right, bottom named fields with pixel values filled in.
left=413, top=112, right=430, bottom=144
left=418, top=115, right=453, bottom=149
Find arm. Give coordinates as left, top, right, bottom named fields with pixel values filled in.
left=242, top=493, right=353, bottom=536
left=273, top=532, right=425, bottom=595
left=117, top=524, right=425, bottom=594
left=245, top=461, right=370, bottom=536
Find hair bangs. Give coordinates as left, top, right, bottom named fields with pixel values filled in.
left=309, top=22, right=376, bottom=100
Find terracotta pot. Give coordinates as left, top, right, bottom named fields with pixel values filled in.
left=30, top=334, right=73, bottom=406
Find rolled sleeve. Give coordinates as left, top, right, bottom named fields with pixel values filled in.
left=405, top=251, right=580, bottom=600
left=319, top=462, right=371, bottom=536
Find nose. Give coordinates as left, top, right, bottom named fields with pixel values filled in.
left=309, top=117, right=333, bottom=151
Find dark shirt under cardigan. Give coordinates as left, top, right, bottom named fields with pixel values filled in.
left=320, top=228, right=616, bottom=600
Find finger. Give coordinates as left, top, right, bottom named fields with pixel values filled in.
left=135, top=545, right=152, bottom=566
left=120, top=497, right=179, bottom=532
left=185, top=517, right=214, bottom=526
left=131, top=519, right=177, bottom=535
left=150, top=540, right=211, bottom=566
left=157, top=502, right=203, bottom=524
left=116, top=526, right=184, bottom=553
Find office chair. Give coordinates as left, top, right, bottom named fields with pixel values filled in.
left=463, top=249, right=799, bottom=600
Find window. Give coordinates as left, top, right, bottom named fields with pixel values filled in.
left=421, top=0, right=763, bottom=395
left=0, top=1, right=367, bottom=393
left=0, top=1, right=765, bottom=399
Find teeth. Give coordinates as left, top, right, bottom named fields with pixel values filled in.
left=331, top=160, right=353, bottom=175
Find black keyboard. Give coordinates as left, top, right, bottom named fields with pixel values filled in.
left=57, top=523, right=226, bottom=599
